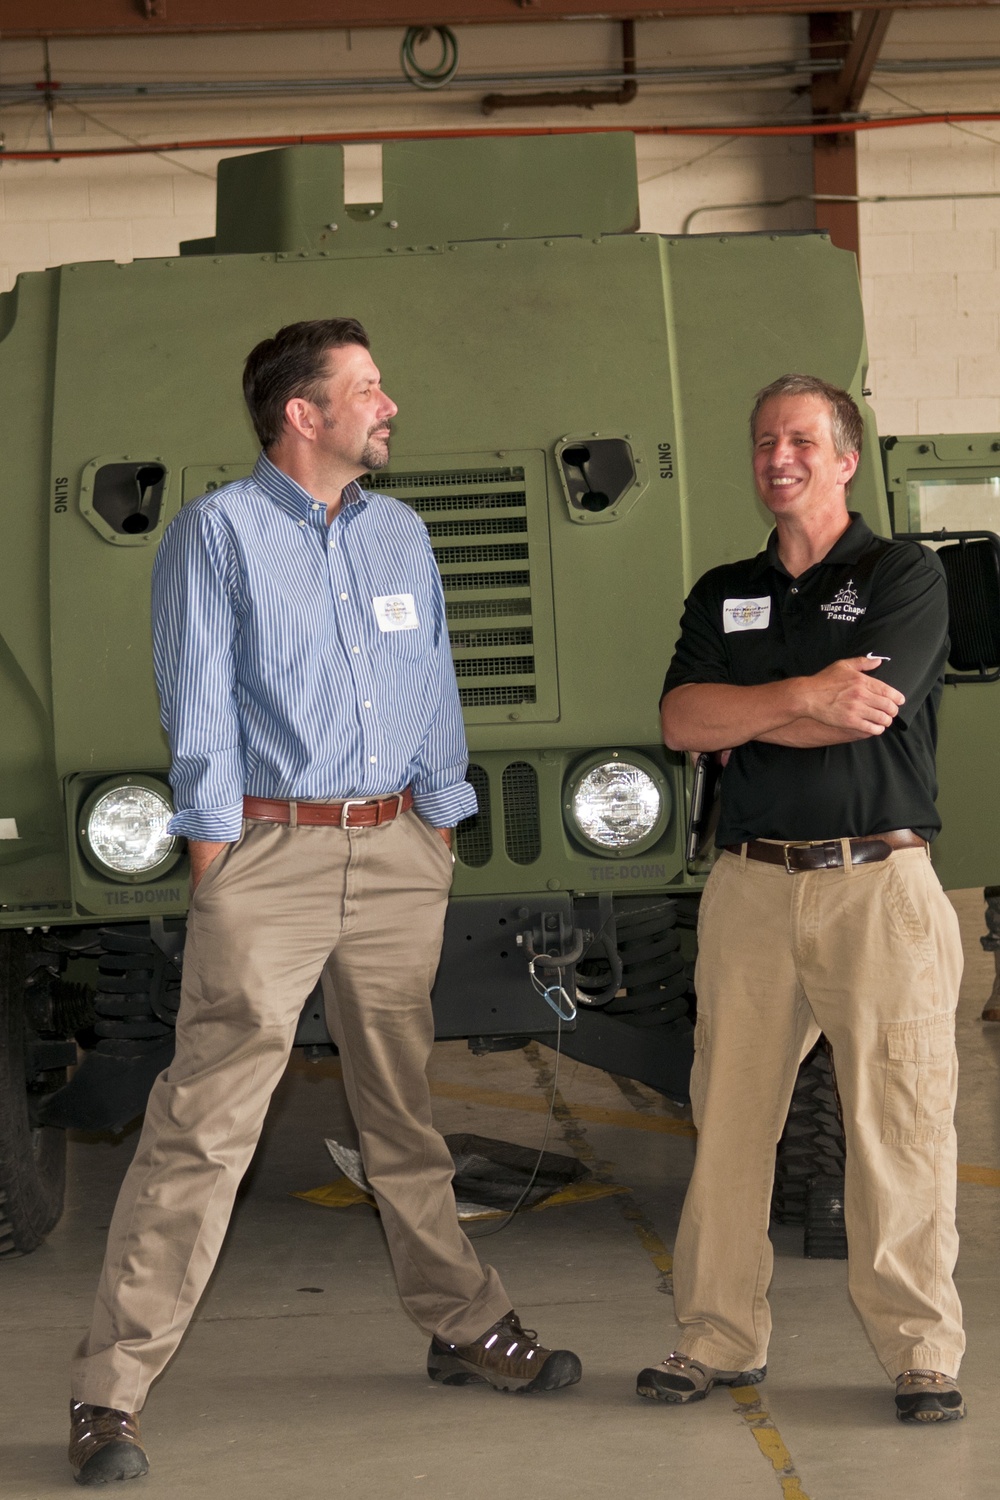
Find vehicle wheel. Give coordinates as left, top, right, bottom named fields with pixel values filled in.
left=0, top=930, right=68, bottom=1258
left=772, top=1039, right=847, bottom=1243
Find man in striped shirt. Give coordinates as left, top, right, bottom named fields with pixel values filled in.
left=68, top=319, right=581, bottom=1485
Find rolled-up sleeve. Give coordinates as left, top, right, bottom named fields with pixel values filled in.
left=409, top=534, right=478, bottom=828
left=151, top=504, right=246, bottom=841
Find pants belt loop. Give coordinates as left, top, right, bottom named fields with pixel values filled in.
left=740, top=841, right=748, bottom=871
left=288, top=800, right=298, bottom=830
left=840, top=836, right=853, bottom=875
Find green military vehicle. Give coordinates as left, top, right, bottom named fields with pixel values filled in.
left=2, top=133, right=997, bottom=1258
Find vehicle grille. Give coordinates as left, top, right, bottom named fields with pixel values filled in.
left=502, top=762, right=542, bottom=865
left=453, top=760, right=543, bottom=869
left=456, top=763, right=493, bottom=868
left=362, top=466, right=539, bottom=712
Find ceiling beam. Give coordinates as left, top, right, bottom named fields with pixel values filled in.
left=811, top=8, right=893, bottom=114
left=810, top=12, right=864, bottom=259
left=0, top=0, right=992, bottom=39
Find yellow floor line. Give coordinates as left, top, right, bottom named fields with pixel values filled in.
left=957, top=1162, right=1000, bottom=1187
left=429, top=1079, right=1000, bottom=1185
left=517, top=1045, right=810, bottom=1500
left=520, top=1045, right=673, bottom=1296
left=596, top=1067, right=812, bottom=1500
left=428, top=1078, right=696, bottom=1137
left=731, top=1387, right=811, bottom=1500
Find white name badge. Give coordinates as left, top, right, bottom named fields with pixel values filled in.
left=373, top=593, right=419, bottom=632
left=723, top=596, right=771, bottom=633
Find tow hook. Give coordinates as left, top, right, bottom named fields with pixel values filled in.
left=516, top=910, right=589, bottom=1021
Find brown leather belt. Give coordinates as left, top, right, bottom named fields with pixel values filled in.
left=243, top=788, right=413, bottom=829
left=724, top=828, right=927, bottom=873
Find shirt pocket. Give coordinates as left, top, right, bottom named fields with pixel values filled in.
left=879, top=1014, right=957, bottom=1146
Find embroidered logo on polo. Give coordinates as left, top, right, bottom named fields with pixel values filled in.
left=372, top=593, right=419, bottom=632
left=723, top=596, right=771, bottom=633
left=820, top=578, right=866, bottom=624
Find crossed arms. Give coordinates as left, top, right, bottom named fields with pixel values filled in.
left=661, top=656, right=905, bottom=754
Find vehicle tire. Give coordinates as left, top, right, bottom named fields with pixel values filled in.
left=772, top=1038, right=847, bottom=1238
left=0, top=930, right=67, bottom=1258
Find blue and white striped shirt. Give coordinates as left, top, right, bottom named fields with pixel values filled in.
left=151, top=453, right=477, bottom=841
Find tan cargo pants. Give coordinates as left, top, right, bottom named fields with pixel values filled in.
left=72, top=810, right=511, bottom=1413
left=673, top=845, right=965, bottom=1381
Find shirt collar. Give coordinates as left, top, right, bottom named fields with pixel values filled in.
left=252, top=451, right=369, bottom=525
left=758, top=511, right=873, bottom=579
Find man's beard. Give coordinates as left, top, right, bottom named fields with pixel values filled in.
left=360, top=425, right=391, bottom=471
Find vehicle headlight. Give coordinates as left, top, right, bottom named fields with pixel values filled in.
left=82, top=781, right=178, bottom=877
left=568, top=757, right=666, bottom=853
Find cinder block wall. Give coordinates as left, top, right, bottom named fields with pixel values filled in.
left=1, top=14, right=998, bottom=438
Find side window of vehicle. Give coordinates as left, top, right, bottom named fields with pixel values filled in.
left=906, top=475, right=1000, bottom=534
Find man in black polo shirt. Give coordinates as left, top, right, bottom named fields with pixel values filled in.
left=636, top=373, right=966, bottom=1424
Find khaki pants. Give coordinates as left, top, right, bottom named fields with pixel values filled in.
left=72, top=810, right=511, bottom=1412
left=673, top=846, right=965, bottom=1381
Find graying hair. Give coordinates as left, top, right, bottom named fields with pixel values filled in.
left=750, top=373, right=864, bottom=460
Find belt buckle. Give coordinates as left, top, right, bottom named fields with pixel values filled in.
left=338, top=798, right=370, bottom=829
left=782, top=842, right=801, bottom=874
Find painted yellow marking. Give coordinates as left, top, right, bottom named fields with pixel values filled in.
left=958, top=1162, right=1000, bottom=1187
left=430, top=1080, right=1000, bottom=1188
left=521, top=1044, right=675, bottom=1293
left=731, top=1386, right=812, bottom=1499
left=295, top=1177, right=625, bottom=1215
left=520, top=1048, right=811, bottom=1495
left=428, top=1078, right=696, bottom=1137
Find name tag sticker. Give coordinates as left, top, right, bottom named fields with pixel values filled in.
left=373, top=593, right=419, bottom=633
left=723, top=597, right=771, bottom=633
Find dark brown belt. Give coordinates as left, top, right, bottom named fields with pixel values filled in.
left=243, top=788, right=413, bottom=829
left=724, top=828, right=927, bottom=873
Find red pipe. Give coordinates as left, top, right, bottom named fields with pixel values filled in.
left=1, top=114, right=997, bottom=160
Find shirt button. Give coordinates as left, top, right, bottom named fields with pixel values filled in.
left=790, top=587, right=799, bottom=594
left=352, top=646, right=360, bottom=654
left=340, top=592, right=348, bottom=601
left=329, top=539, right=336, bottom=549
left=311, top=503, right=320, bottom=511
left=369, top=755, right=377, bottom=763
left=298, top=520, right=305, bottom=528
left=363, top=700, right=372, bottom=708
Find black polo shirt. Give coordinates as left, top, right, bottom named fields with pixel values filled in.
left=662, top=514, right=948, bottom=844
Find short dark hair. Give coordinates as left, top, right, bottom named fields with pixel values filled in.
left=750, top=373, right=864, bottom=460
left=243, top=318, right=370, bottom=449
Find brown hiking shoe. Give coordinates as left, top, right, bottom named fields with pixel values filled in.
left=895, top=1370, right=966, bottom=1423
left=69, top=1401, right=149, bottom=1485
left=637, top=1352, right=767, bottom=1404
left=427, top=1311, right=582, bottom=1393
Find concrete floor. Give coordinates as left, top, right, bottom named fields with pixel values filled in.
left=3, top=890, right=999, bottom=1500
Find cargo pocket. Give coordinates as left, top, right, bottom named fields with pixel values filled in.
left=689, top=1015, right=709, bottom=1132
left=880, top=1014, right=957, bottom=1145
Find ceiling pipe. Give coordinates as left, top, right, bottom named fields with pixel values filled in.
left=482, top=18, right=637, bottom=114
left=4, top=113, right=1000, bottom=162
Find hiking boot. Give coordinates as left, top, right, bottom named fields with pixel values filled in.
left=895, top=1370, right=967, bottom=1423
left=427, top=1310, right=582, bottom=1393
left=69, top=1401, right=149, bottom=1485
left=636, top=1352, right=767, bottom=1404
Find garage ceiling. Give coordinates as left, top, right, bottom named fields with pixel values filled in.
left=5, top=0, right=997, bottom=37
